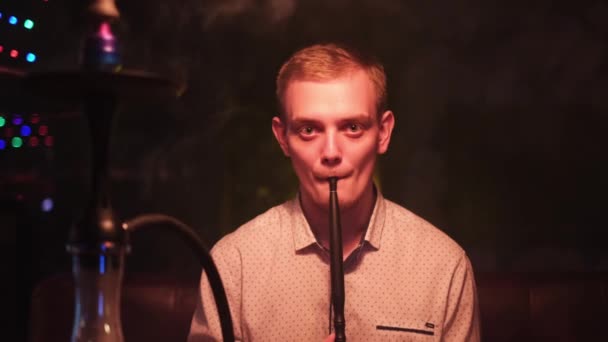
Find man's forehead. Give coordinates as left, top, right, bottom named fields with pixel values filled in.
left=286, top=76, right=375, bottom=105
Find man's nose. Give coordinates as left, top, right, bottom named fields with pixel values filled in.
left=321, top=132, right=342, bottom=167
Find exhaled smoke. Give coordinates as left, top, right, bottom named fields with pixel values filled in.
left=201, top=0, right=297, bottom=29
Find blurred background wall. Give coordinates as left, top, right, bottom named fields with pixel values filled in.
left=2, top=0, right=607, bottom=315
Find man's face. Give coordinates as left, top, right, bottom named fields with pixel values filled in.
left=272, top=70, right=394, bottom=211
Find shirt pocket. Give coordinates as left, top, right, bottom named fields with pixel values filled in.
left=373, top=319, right=439, bottom=342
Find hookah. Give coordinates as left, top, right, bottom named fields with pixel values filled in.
left=23, top=0, right=235, bottom=341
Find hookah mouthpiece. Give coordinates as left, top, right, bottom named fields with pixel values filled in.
left=329, top=177, right=338, bottom=191
left=328, top=176, right=346, bottom=341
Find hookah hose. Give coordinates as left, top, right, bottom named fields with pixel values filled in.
left=122, top=214, right=235, bottom=342
left=329, top=177, right=346, bottom=341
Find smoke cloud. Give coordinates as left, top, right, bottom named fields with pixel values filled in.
left=200, top=0, right=297, bottom=29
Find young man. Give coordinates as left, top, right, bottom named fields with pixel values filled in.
left=189, top=43, right=480, bottom=341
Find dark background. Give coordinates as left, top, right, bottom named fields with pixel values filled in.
left=2, top=0, right=607, bottom=337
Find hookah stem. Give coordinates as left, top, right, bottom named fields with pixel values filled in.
left=85, top=93, right=116, bottom=208
left=329, top=177, right=346, bottom=341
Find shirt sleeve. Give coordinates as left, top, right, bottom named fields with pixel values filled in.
left=188, top=241, right=242, bottom=342
left=443, top=252, right=481, bottom=342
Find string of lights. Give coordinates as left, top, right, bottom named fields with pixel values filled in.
left=1, top=1, right=52, bottom=152
left=0, top=7, right=38, bottom=64
left=0, top=113, right=53, bottom=150
left=0, top=45, right=37, bottom=63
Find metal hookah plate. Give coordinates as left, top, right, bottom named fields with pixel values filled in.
left=24, top=69, right=185, bottom=104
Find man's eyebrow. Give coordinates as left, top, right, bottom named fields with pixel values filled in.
left=287, top=114, right=375, bottom=131
left=290, top=113, right=373, bottom=125
left=339, top=114, right=373, bottom=124
left=335, top=114, right=375, bottom=127
left=287, top=118, right=320, bottom=130
left=289, top=117, right=320, bottom=125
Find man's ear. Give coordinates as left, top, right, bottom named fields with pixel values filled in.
left=377, top=110, right=395, bottom=154
left=272, top=116, right=290, bottom=157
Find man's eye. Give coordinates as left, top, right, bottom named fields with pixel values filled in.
left=299, top=126, right=315, bottom=135
left=344, top=123, right=365, bottom=137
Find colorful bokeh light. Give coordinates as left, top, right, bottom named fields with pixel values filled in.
left=0, top=112, right=52, bottom=149
left=26, top=52, right=36, bottom=62
left=29, top=136, right=39, bottom=147
left=21, top=125, right=32, bottom=136
left=41, top=198, right=54, bottom=212
left=11, top=136, right=23, bottom=148
left=38, top=125, right=48, bottom=136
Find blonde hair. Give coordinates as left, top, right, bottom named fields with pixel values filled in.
left=276, top=43, right=387, bottom=118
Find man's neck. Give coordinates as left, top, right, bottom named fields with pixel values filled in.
left=301, top=184, right=376, bottom=259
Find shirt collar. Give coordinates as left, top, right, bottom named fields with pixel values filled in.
left=289, top=195, right=318, bottom=251
left=289, top=187, right=386, bottom=252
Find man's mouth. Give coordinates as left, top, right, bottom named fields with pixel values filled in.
left=313, top=172, right=352, bottom=183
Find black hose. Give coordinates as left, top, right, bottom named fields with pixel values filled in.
left=123, top=214, right=235, bottom=342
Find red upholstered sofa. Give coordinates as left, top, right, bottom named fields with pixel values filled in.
left=29, top=272, right=608, bottom=341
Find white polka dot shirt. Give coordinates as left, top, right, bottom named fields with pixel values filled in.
left=188, top=191, right=481, bottom=341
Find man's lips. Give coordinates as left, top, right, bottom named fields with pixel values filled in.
left=313, top=172, right=352, bottom=182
